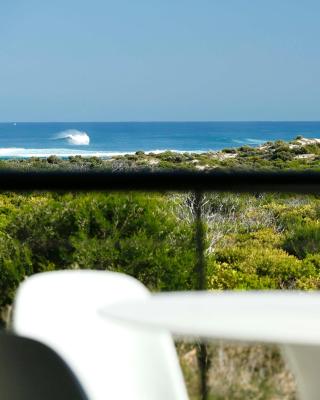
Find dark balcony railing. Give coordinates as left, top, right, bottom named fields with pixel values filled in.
left=1, top=169, right=320, bottom=192
left=3, top=169, right=320, bottom=400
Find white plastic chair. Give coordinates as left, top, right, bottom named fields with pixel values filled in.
left=101, top=291, right=320, bottom=400
left=15, top=271, right=319, bottom=399
left=12, top=271, right=188, bottom=400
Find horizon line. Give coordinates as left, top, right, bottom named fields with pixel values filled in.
left=1, top=120, right=320, bottom=124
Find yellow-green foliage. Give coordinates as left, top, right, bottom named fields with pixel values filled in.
left=283, top=221, right=320, bottom=259
left=208, top=228, right=318, bottom=290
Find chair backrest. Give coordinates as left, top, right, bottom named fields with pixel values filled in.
left=13, top=270, right=188, bottom=400
left=0, top=333, right=87, bottom=400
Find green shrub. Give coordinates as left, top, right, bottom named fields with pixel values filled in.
left=210, top=241, right=306, bottom=289
left=302, top=253, right=320, bottom=272
left=6, top=193, right=195, bottom=291
left=47, top=155, right=62, bottom=164
left=283, top=221, right=320, bottom=258
left=221, top=148, right=237, bottom=154
left=0, top=234, right=32, bottom=308
left=270, top=150, right=294, bottom=161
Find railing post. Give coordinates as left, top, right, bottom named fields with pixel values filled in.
left=194, top=191, right=206, bottom=291
left=194, top=191, right=209, bottom=400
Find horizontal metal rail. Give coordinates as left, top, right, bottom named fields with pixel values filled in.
left=0, top=170, right=319, bottom=193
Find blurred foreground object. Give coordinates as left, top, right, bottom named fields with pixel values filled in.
left=12, top=271, right=188, bottom=400
left=8, top=270, right=320, bottom=400
left=0, top=333, right=87, bottom=400
left=102, top=290, right=320, bottom=400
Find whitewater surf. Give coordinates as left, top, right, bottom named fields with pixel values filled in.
left=53, top=130, right=90, bottom=146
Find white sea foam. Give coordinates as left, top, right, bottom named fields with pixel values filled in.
left=232, top=138, right=266, bottom=145
left=145, top=149, right=206, bottom=154
left=0, top=148, right=207, bottom=158
left=245, top=138, right=266, bottom=145
left=0, top=148, right=124, bottom=158
left=54, top=130, right=90, bottom=146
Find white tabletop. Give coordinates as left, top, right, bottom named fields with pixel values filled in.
left=100, top=291, right=320, bottom=346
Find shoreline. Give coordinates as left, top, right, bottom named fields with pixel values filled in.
left=0, top=137, right=320, bottom=171
left=0, top=136, right=319, bottom=160
left=0, top=148, right=209, bottom=159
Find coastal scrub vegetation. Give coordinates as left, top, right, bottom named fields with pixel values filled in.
left=2, top=136, right=320, bottom=398
left=1, top=135, right=320, bottom=172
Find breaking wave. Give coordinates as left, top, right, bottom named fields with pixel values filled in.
left=53, top=130, right=90, bottom=146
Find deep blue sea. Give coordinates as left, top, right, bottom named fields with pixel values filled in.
left=0, top=122, right=320, bottom=158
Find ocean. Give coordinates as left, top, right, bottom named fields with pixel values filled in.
left=0, top=121, right=320, bottom=158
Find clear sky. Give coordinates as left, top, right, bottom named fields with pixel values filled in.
left=1, top=0, right=319, bottom=122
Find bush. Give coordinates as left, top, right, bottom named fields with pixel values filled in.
left=221, top=148, right=237, bottom=154
left=283, top=221, right=320, bottom=258
left=6, top=193, right=195, bottom=291
left=47, top=155, right=62, bottom=164
left=209, top=237, right=306, bottom=289
left=0, top=234, right=32, bottom=308
left=270, top=150, right=294, bottom=161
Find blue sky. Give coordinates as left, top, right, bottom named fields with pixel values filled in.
left=1, top=0, right=319, bottom=121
